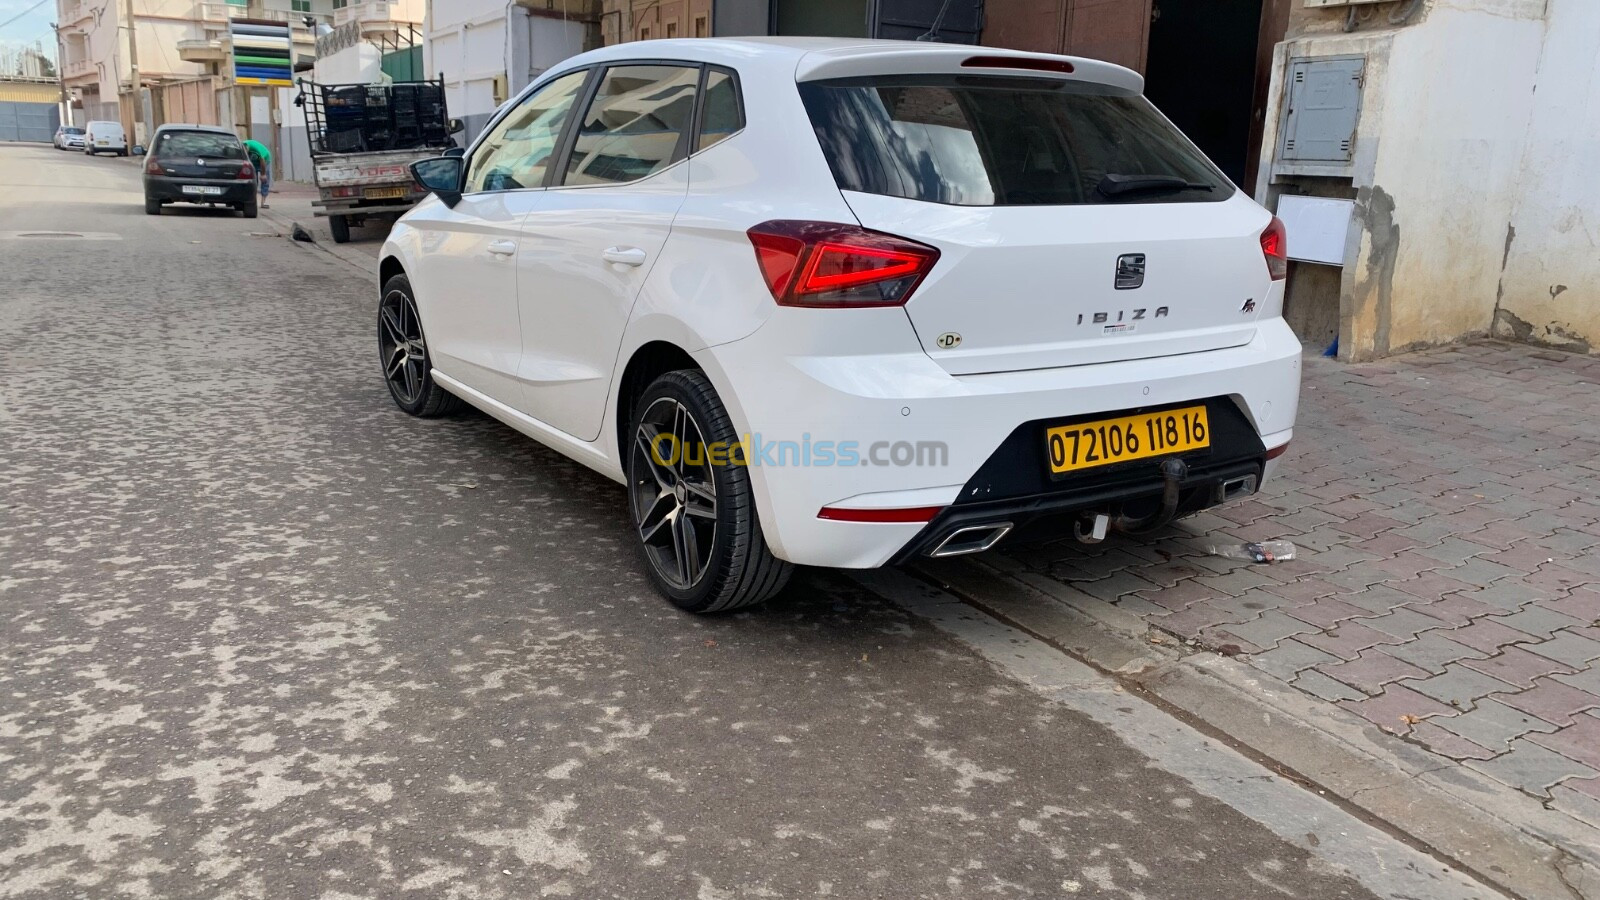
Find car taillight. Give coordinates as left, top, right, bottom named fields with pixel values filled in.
left=145, top=158, right=162, bottom=175
left=747, top=220, right=939, bottom=308
left=237, top=162, right=255, bottom=180
left=1261, top=216, right=1288, bottom=282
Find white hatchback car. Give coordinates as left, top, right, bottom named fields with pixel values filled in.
left=383, top=38, right=1301, bottom=613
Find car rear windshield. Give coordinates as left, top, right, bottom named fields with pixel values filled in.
left=798, top=75, right=1231, bottom=206
left=156, top=132, right=245, bottom=160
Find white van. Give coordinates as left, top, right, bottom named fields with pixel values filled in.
left=84, top=121, right=129, bottom=157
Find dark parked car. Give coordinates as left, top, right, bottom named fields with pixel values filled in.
left=143, top=125, right=258, bottom=218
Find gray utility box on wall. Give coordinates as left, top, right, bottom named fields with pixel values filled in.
left=1277, top=55, right=1365, bottom=174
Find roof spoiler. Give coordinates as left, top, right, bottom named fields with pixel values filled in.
left=794, top=46, right=1142, bottom=93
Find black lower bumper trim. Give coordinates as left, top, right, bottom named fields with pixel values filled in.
left=889, top=397, right=1268, bottom=565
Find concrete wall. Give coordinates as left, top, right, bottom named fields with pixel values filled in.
left=426, top=0, right=587, bottom=141
left=427, top=0, right=509, bottom=139
left=1348, top=0, right=1545, bottom=359
left=314, top=42, right=385, bottom=84
left=1494, top=0, right=1600, bottom=354
left=1257, top=0, right=1579, bottom=361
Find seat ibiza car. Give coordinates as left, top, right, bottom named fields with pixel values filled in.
left=382, top=38, right=1301, bottom=613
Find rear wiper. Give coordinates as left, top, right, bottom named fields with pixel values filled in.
left=1095, top=173, right=1216, bottom=197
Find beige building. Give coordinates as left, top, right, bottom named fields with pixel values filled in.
left=601, top=0, right=712, bottom=45
left=56, top=0, right=336, bottom=138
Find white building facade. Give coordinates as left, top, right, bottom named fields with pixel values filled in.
left=424, top=0, right=591, bottom=140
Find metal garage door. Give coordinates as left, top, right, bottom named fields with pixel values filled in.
left=0, top=101, right=60, bottom=143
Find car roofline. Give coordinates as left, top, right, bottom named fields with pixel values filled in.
left=538, top=37, right=1141, bottom=93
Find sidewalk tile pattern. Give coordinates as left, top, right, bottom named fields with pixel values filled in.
left=1001, top=341, right=1600, bottom=827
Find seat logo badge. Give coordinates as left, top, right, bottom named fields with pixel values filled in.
left=1115, top=253, right=1146, bottom=290
left=1241, top=298, right=1257, bottom=314
left=935, top=332, right=962, bottom=350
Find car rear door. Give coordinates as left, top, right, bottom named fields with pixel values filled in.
left=796, top=63, right=1277, bottom=376
left=405, top=69, right=591, bottom=405
left=512, top=62, right=701, bottom=441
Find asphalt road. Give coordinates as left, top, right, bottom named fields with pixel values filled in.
left=0, top=145, right=1483, bottom=899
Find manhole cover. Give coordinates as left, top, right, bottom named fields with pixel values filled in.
left=0, top=231, right=122, bottom=241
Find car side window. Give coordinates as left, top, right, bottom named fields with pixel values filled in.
left=559, top=64, right=700, bottom=187
left=465, top=69, right=589, bottom=194
left=695, top=68, right=743, bottom=153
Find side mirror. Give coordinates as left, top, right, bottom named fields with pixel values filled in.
left=132, top=145, right=146, bottom=156
left=411, top=156, right=465, bottom=208
left=443, top=146, right=465, bottom=159
left=447, top=118, right=466, bottom=136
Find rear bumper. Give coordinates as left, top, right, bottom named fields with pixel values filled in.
left=696, top=314, right=1302, bottom=569
left=144, top=176, right=255, bottom=204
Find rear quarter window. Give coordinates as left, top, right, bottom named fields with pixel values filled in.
left=798, top=75, right=1232, bottom=207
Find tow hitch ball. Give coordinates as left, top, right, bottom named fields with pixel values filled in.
left=1075, top=458, right=1190, bottom=544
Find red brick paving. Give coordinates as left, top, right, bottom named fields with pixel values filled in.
left=1002, top=341, right=1600, bottom=824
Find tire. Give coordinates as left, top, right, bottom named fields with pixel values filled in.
left=627, top=370, right=793, bottom=613
left=329, top=215, right=351, bottom=244
left=145, top=197, right=161, bottom=215
left=119, top=150, right=128, bottom=157
left=241, top=200, right=258, bottom=219
left=378, top=274, right=462, bottom=418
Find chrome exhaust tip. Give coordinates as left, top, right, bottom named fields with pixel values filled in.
left=928, top=523, right=1013, bottom=558
left=1215, top=475, right=1258, bottom=503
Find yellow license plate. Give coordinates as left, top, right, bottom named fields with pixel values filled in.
left=1046, top=406, right=1210, bottom=475
left=365, top=186, right=407, bottom=199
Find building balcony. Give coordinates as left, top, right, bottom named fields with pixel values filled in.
left=333, top=0, right=423, bottom=29
left=177, top=38, right=229, bottom=63
left=196, top=3, right=331, bottom=32
left=59, top=0, right=94, bottom=26
left=63, top=59, right=98, bottom=85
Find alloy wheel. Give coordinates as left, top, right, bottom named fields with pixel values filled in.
left=379, top=289, right=428, bottom=405
left=630, top=397, right=719, bottom=591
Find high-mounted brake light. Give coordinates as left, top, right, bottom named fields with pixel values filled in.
left=1261, top=216, right=1288, bottom=282
left=962, top=55, right=1075, bottom=74
left=747, top=221, right=940, bottom=308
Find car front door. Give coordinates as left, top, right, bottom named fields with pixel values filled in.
left=513, top=63, right=702, bottom=441
left=406, top=69, right=589, bottom=404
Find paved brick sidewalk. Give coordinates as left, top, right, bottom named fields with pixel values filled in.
left=1001, top=340, right=1600, bottom=831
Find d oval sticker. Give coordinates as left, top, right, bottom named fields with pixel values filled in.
left=935, top=332, right=962, bottom=350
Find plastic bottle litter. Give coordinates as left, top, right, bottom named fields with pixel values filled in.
left=1207, top=540, right=1297, bottom=563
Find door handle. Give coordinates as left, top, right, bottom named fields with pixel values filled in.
left=602, top=246, right=648, bottom=267
left=487, top=240, right=517, bottom=257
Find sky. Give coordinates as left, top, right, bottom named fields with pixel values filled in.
left=0, top=0, right=58, bottom=60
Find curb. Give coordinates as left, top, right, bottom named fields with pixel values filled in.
left=902, top=554, right=1600, bottom=900
left=258, top=205, right=381, bottom=279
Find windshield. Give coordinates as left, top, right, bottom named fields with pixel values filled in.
left=798, top=75, right=1231, bottom=206
left=63, top=127, right=84, bottom=135
left=156, top=132, right=245, bottom=160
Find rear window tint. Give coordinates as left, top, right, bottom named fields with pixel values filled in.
left=157, top=132, right=245, bottom=160
left=798, top=75, right=1231, bottom=206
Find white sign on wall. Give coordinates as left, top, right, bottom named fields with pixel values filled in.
left=1276, top=195, right=1355, bottom=266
